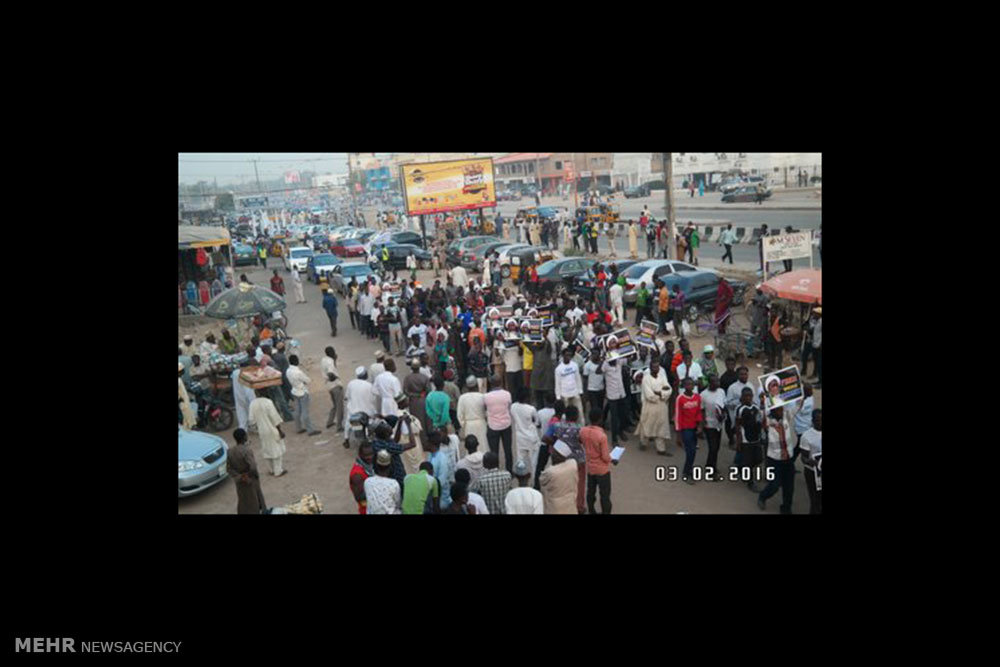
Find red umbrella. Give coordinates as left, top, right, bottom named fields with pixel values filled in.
left=761, top=269, right=822, bottom=305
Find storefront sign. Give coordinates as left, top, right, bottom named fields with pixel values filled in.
left=401, top=158, right=497, bottom=216
left=762, top=231, right=813, bottom=263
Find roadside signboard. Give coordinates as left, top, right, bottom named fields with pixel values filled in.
left=401, top=158, right=497, bottom=216
left=762, top=231, right=813, bottom=264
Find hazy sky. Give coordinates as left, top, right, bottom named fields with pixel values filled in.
left=178, top=153, right=352, bottom=186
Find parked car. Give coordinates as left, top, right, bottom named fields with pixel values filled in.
left=375, top=243, right=433, bottom=270
left=306, top=253, right=343, bottom=284
left=445, top=235, right=494, bottom=267
left=460, top=241, right=514, bottom=270
left=718, top=178, right=747, bottom=195
left=572, top=260, right=641, bottom=299
left=232, top=243, right=257, bottom=267
left=721, top=185, right=772, bottom=203
left=389, top=231, right=425, bottom=248
left=533, top=258, right=598, bottom=297
left=328, top=262, right=376, bottom=296
left=178, top=426, right=228, bottom=498
left=328, top=225, right=357, bottom=242
left=330, top=238, right=368, bottom=258
left=618, top=259, right=702, bottom=304
left=659, top=270, right=748, bottom=321
left=310, top=234, right=331, bottom=252
left=624, top=185, right=651, bottom=198
left=284, top=246, right=314, bottom=272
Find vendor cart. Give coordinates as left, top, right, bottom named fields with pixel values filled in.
left=759, top=269, right=821, bottom=360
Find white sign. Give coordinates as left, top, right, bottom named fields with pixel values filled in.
left=762, top=231, right=813, bottom=263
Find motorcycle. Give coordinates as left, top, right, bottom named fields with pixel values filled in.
left=184, top=382, right=234, bottom=433
left=346, top=412, right=370, bottom=449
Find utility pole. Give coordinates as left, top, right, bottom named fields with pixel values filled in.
left=347, top=152, right=359, bottom=223
left=664, top=153, right=676, bottom=259
left=535, top=154, right=541, bottom=199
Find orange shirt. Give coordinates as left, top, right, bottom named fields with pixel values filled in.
left=658, top=287, right=671, bottom=312
left=468, top=327, right=487, bottom=349
left=770, top=317, right=782, bottom=342
left=671, top=352, right=684, bottom=374
left=579, top=425, right=611, bottom=476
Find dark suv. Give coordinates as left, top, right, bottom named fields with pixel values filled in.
left=661, top=270, right=748, bottom=321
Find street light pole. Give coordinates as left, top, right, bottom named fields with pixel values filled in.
left=664, top=152, right=675, bottom=259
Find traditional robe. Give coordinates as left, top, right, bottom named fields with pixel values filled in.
left=540, top=459, right=578, bottom=514
left=344, top=378, right=377, bottom=431
left=628, top=223, right=639, bottom=258
left=456, top=391, right=488, bottom=454
left=231, top=368, right=255, bottom=431
left=227, top=442, right=266, bottom=514
left=403, top=372, right=431, bottom=433
left=179, top=378, right=196, bottom=429
left=639, top=369, right=672, bottom=440
left=249, top=397, right=285, bottom=461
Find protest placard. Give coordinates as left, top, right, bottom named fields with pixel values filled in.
left=636, top=319, right=659, bottom=349
left=502, top=318, right=521, bottom=347
left=595, top=328, right=637, bottom=361
left=757, top=365, right=804, bottom=410
left=487, top=305, right=513, bottom=321
left=521, top=318, right=544, bottom=342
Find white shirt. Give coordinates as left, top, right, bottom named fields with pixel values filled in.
left=373, top=372, right=402, bottom=416
left=726, top=380, right=754, bottom=421
left=345, top=378, right=377, bottom=420
left=537, top=407, right=555, bottom=433
left=291, top=269, right=302, bottom=284
left=501, top=343, right=522, bottom=373
left=676, top=361, right=703, bottom=382
left=700, top=387, right=727, bottom=429
left=419, top=365, right=433, bottom=379
left=609, top=283, right=624, bottom=306
left=504, top=487, right=545, bottom=514
left=799, top=427, right=822, bottom=472
left=567, top=307, right=585, bottom=324
left=363, top=476, right=401, bottom=515
left=406, top=254, right=417, bottom=269
left=321, top=356, right=342, bottom=390
left=358, top=294, right=374, bottom=316
left=285, top=365, right=311, bottom=397
left=584, top=360, right=605, bottom=391
left=510, top=402, right=541, bottom=449
left=467, top=492, right=490, bottom=514
left=407, top=324, right=428, bottom=348
left=555, top=361, right=583, bottom=399
left=368, top=362, right=386, bottom=383
left=450, top=266, right=469, bottom=288
left=763, top=414, right=794, bottom=461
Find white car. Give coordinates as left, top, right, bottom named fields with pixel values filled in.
left=619, top=259, right=704, bottom=304
left=284, top=246, right=314, bottom=273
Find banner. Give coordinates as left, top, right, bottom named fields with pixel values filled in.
left=595, top=328, right=637, bottom=361
left=487, top=305, right=513, bottom=322
left=401, top=158, right=497, bottom=216
left=526, top=304, right=554, bottom=328
left=762, top=231, right=813, bottom=263
left=636, top=319, right=659, bottom=349
left=521, top=318, right=544, bottom=342
left=758, top=365, right=804, bottom=410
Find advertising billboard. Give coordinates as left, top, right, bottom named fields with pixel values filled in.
left=762, top=231, right=813, bottom=263
left=401, top=158, right=497, bottom=216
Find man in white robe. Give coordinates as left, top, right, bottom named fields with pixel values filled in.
left=344, top=367, right=378, bottom=432
left=450, top=264, right=469, bottom=289
left=291, top=266, right=306, bottom=303
left=456, top=376, right=488, bottom=457
left=179, top=363, right=196, bottom=430
left=373, top=358, right=402, bottom=418
left=231, top=366, right=256, bottom=431
left=639, top=359, right=672, bottom=454
left=249, top=389, right=286, bottom=476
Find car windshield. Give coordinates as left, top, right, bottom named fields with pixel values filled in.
left=536, top=260, right=561, bottom=274
left=234, top=244, right=252, bottom=252
left=340, top=239, right=361, bottom=246
left=314, top=255, right=338, bottom=266
left=343, top=265, right=372, bottom=276
left=623, top=263, right=655, bottom=279
left=291, top=248, right=313, bottom=258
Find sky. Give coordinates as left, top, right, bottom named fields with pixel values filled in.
left=178, top=153, right=352, bottom=186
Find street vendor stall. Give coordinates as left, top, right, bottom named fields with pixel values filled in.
left=178, top=225, right=233, bottom=285
left=760, top=268, right=822, bottom=357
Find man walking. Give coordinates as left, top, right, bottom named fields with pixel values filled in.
left=473, top=451, right=512, bottom=515
left=270, top=269, right=285, bottom=296
left=797, top=409, right=822, bottom=514
left=700, top=374, right=726, bottom=472
left=322, top=289, right=339, bottom=337
left=286, top=354, right=321, bottom=436
left=322, top=346, right=344, bottom=433
left=291, top=266, right=306, bottom=303
left=227, top=428, right=266, bottom=514
left=249, top=388, right=286, bottom=477
left=674, top=377, right=704, bottom=483
left=580, top=407, right=613, bottom=514
left=757, top=397, right=795, bottom=513
left=543, top=405, right=586, bottom=514
left=719, top=223, right=736, bottom=264
left=539, top=440, right=578, bottom=514
left=510, top=387, right=541, bottom=484
left=554, top=348, right=585, bottom=419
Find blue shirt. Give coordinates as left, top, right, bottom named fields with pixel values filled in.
left=458, top=311, right=473, bottom=333
left=429, top=449, right=455, bottom=509
left=793, top=396, right=814, bottom=435
left=323, top=293, right=338, bottom=318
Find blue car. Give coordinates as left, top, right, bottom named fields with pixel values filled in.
left=232, top=243, right=257, bottom=267
left=178, top=427, right=229, bottom=497
left=307, top=253, right=343, bottom=284
left=659, top=269, right=748, bottom=321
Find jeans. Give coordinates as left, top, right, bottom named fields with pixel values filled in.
left=487, top=425, right=514, bottom=472
left=680, top=428, right=698, bottom=477
left=721, top=243, right=734, bottom=263
left=348, top=309, right=358, bottom=329
left=586, top=472, right=612, bottom=514
left=804, top=467, right=822, bottom=514
left=327, top=313, right=338, bottom=336
left=759, top=457, right=795, bottom=513
left=587, top=390, right=605, bottom=417
left=294, top=393, right=316, bottom=432
left=607, top=397, right=629, bottom=446
left=704, top=427, right=721, bottom=471
left=658, top=310, right=670, bottom=334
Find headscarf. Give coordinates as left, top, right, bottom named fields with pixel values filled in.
left=354, top=453, right=375, bottom=479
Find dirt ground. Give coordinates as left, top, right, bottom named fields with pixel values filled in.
left=178, top=258, right=820, bottom=515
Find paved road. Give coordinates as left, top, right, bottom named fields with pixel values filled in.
left=179, top=262, right=819, bottom=515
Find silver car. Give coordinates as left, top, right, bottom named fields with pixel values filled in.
left=178, top=427, right=229, bottom=497
left=328, top=262, right=376, bottom=296
left=620, top=259, right=704, bottom=304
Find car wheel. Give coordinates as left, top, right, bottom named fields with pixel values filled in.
left=685, top=304, right=700, bottom=322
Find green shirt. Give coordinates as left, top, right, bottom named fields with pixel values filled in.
left=425, top=390, right=451, bottom=428
left=402, top=470, right=440, bottom=515
left=636, top=287, right=650, bottom=308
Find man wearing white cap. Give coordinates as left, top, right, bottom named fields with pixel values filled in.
left=373, top=358, right=402, bottom=418
left=181, top=334, right=198, bottom=360
left=539, top=440, right=578, bottom=514
left=344, top=366, right=377, bottom=434
left=505, top=459, right=544, bottom=514
left=457, top=375, right=488, bottom=453
left=291, top=267, right=306, bottom=304
left=369, top=350, right=386, bottom=385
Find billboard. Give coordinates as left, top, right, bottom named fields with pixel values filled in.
left=284, top=171, right=301, bottom=184
left=401, top=158, right=497, bottom=216
left=762, top=231, right=813, bottom=263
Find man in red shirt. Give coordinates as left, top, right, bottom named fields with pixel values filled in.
left=270, top=269, right=285, bottom=296
left=594, top=265, right=608, bottom=311
left=580, top=407, right=614, bottom=514
left=674, top=377, right=704, bottom=483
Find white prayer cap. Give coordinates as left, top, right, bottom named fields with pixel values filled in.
left=465, top=375, right=477, bottom=388
left=355, top=366, right=367, bottom=378
left=374, top=350, right=385, bottom=359
left=553, top=440, right=572, bottom=458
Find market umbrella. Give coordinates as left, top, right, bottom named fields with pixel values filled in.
left=760, top=268, right=822, bottom=305
left=203, top=282, right=287, bottom=319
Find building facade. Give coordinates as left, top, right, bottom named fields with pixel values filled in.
left=650, top=153, right=822, bottom=189
left=494, top=153, right=614, bottom=195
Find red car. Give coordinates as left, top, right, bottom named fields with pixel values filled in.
left=330, top=238, right=367, bottom=258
